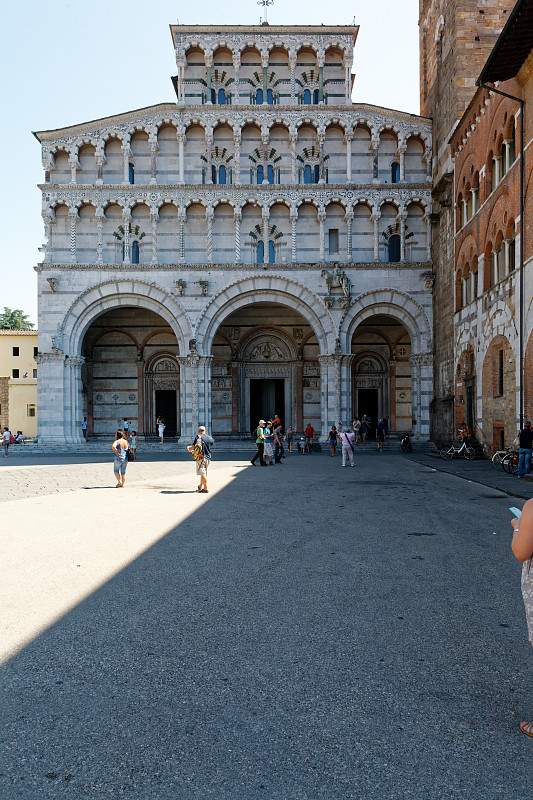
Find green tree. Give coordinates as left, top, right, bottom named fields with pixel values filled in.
left=0, top=308, right=34, bottom=330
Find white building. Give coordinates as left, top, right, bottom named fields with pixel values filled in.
left=34, top=22, right=433, bottom=444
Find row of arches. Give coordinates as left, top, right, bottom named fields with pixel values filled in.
left=455, top=218, right=517, bottom=311
left=47, top=198, right=430, bottom=265
left=46, top=123, right=429, bottom=187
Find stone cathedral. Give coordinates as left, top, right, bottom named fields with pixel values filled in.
left=34, top=22, right=434, bottom=444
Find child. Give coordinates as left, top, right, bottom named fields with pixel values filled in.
left=129, top=430, right=137, bottom=461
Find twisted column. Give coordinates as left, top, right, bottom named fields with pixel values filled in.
left=233, top=130, right=241, bottom=185
left=178, top=210, right=186, bottom=263
left=177, top=127, right=185, bottom=184
left=234, top=208, right=241, bottom=263
left=68, top=205, right=78, bottom=264
left=318, top=208, right=326, bottom=262
left=372, top=211, right=381, bottom=262
left=205, top=51, right=213, bottom=104
left=345, top=212, right=353, bottom=262
left=122, top=208, right=131, bottom=264
left=232, top=52, right=241, bottom=104
left=95, top=206, right=104, bottom=265
left=290, top=207, right=297, bottom=263
left=206, top=206, right=214, bottom=263
left=150, top=206, right=158, bottom=264
left=289, top=50, right=297, bottom=104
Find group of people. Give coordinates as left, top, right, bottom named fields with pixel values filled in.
left=251, top=415, right=287, bottom=466
left=1, top=428, right=25, bottom=457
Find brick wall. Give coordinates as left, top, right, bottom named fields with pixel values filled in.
left=481, top=335, right=516, bottom=449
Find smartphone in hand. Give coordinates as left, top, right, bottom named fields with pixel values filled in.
left=509, top=506, right=522, bottom=519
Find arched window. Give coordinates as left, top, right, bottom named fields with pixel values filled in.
left=303, top=164, right=313, bottom=184
left=313, top=88, right=320, bottom=104
left=131, top=240, right=140, bottom=264
left=218, top=164, right=227, bottom=185
left=303, top=89, right=311, bottom=105
left=314, top=164, right=320, bottom=183
left=267, top=164, right=274, bottom=184
left=128, top=162, right=135, bottom=184
left=256, top=240, right=265, bottom=264
left=255, top=88, right=264, bottom=105
left=256, top=164, right=264, bottom=185
left=211, top=164, right=217, bottom=184
left=217, top=87, right=226, bottom=105
left=388, top=234, right=401, bottom=262
left=210, top=88, right=216, bottom=104
left=391, top=162, right=400, bottom=183
left=268, top=240, right=275, bottom=264
left=266, top=88, right=274, bottom=105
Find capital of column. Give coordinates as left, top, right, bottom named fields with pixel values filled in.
left=68, top=204, right=79, bottom=218
left=233, top=207, right=242, bottom=221
left=66, top=355, right=85, bottom=369
left=176, top=126, right=186, bottom=143
left=232, top=51, right=241, bottom=70
left=260, top=50, right=269, bottom=68
left=344, top=131, right=353, bottom=144
left=204, top=51, right=213, bottom=68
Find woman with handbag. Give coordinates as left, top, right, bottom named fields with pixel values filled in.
left=511, top=498, right=533, bottom=738
left=187, top=425, right=214, bottom=493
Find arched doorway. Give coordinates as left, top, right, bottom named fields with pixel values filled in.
left=81, top=306, right=180, bottom=438
left=351, top=315, right=412, bottom=434
left=210, top=302, right=320, bottom=437
left=481, top=335, right=516, bottom=451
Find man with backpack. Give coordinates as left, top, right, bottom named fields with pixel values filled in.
left=339, top=428, right=356, bottom=467
left=187, top=425, right=214, bottom=493
left=2, top=427, right=13, bottom=457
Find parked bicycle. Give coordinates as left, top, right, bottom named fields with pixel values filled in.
left=492, top=447, right=513, bottom=467
left=501, top=450, right=519, bottom=476
left=440, top=440, right=476, bottom=460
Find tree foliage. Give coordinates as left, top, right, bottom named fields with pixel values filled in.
left=0, top=308, right=35, bottom=330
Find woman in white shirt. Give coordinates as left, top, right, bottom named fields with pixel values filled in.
left=111, top=429, right=129, bottom=487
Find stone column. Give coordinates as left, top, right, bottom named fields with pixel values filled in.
left=318, top=132, right=326, bottom=185
left=95, top=144, right=104, bottom=185
left=345, top=131, right=352, bottom=182
left=503, top=140, right=511, bottom=172
left=289, top=50, right=297, bottom=104
left=205, top=129, right=213, bottom=184
left=345, top=212, right=353, bottom=262
left=398, top=144, right=406, bottom=181
left=290, top=207, right=297, bottom=263
left=410, top=352, right=432, bottom=438
left=425, top=214, right=431, bottom=261
left=372, top=211, right=381, bottom=262
left=122, top=136, right=131, bottom=183
left=178, top=209, right=186, bottom=263
left=344, top=57, right=353, bottom=104
left=261, top=127, right=269, bottom=183
left=462, top=199, right=468, bottom=227
left=233, top=129, right=241, bottom=185
left=68, top=205, right=78, bottom=264
left=150, top=206, right=158, bottom=265
left=371, top=136, right=379, bottom=184
left=177, top=127, right=185, bottom=184
left=289, top=129, right=297, bottom=183
left=232, top=52, right=240, bottom=104
left=36, top=351, right=67, bottom=444
left=42, top=208, right=53, bottom=263
left=66, top=355, right=85, bottom=443
left=122, top=207, right=131, bottom=264
left=261, top=50, right=269, bottom=103
left=319, top=355, right=343, bottom=437
left=178, top=351, right=212, bottom=440
left=425, top=146, right=432, bottom=181
left=318, top=209, right=326, bottom=261
left=470, top=187, right=477, bottom=215
left=262, top=206, right=270, bottom=266
left=399, top=210, right=407, bottom=263
left=95, top=206, right=104, bottom=264
left=206, top=206, right=214, bottom=263
left=69, top=147, right=79, bottom=184
left=149, top=132, right=158, bottom=185
left=318, top=50, right=325, bottom=103
left=205, top=51, right=213, bottom=104
left=175, top=54, right=186, bottom=104
left=234, top=207, right=241, bottom=263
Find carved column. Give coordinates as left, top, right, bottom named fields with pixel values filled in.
left=36, top=351, right=67, bottom=443
left=261, top=127, right=269, bottom=183
left=233, top=129, right=241, bottom=185
left=371, top=136, right=379, bottom=184
left=69, top=147, right=79, bottom=184
left=122, top=207, right=131, bottom=264
left=206, top=206, right=214, bottom=263
left=205, top=51, right=213, bottom=104
left=232, top=52, right=241, bottom=104
left=345, top=212, right=353, bottom=263
left=261, top=50, right=269, bottom=104
left=318, top=209, right=326, bottom=262
left=42, top=208, right=53, bottom=263
left=234, top=207, right=241, bottom=263
left=262, top=206, right=270, bottom=266
left=68, top=205, right=78, bottom=264
left=175, top=54, right=186, bottom=104
left=345, top=131, right=352, bottom=182
left=149, top=132, right=158, bottom=185
left=178, top=209, right=186, bottom=263
left=122, top=135, right=131, bottom=183
left=289, top=50, right=297, bottom=104
left=318, top=50, right=325, bottom=103
left=290, top=207, right=297, bottom=263
left=95, top=206, right=104, bottom=265
left=150, top=206, right=158, bottom=265
left=289, top=128, right=297, bottom=183
left=95, top=143, right=104, bottom=185
left=205, top=129, right=213, bottom=183
left=398, top=144, right=406, bottom=181
left=177, top=127, right=185, bottom=185
left=66, top=355, right=85, bottom=444
left=372, top=211, right=381, bottom=262
left=344, top=57, right=353, bottom=104
left=399, top=210, right=407, bottom=263
left=318, top=131, right=326, bottom=184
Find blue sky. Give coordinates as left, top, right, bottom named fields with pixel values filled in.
left=1, top=0, right=420, bottom=324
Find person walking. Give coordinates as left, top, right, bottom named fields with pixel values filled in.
left=122, top=417, right=130, bottom=435
left=339, top=428, right=356, bottom=467
left=251, top=419, right=266, bottom=466
left=112, top=429, right=129, bottom=488
left=157, top=417, right=165, bottom=444
left=187, top=425, right=214, bottom=493
left=2, top=427, right=12, bottom=457
left=518, top=420, right=533, bottom=479
left=328, top=425, right=338, bottom=457
left=129, top=430, right=138, bottom=461
left=286, top=425, right=294, bottom=453
left=304, top=423, right=315, bottom=453
left=511, top=498, right=533, bottom=738
left=81, top=416, right=88, bottom=440
left=263, top=421, right=274, bottom=465
left=273, top=424, right=284, bottom=464
left=376, top=418, right=385, bottom=452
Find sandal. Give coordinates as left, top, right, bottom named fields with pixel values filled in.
left=519, top=721, right=533, bottom=738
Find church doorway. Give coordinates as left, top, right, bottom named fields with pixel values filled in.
left=155, top=389, right=178, bottom=437
left=249, top=378, right=285, bottom=435
left=357, top=388, right=379, bottom=437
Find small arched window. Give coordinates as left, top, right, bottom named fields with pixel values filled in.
left=128, top=162, right=135, bottom=184
left=303, top=89, right=311, bottom=105
left=131, top=240, right=140, bottom=264
left=303, top=164, right=313, bottom=184
left=218, top=164, right=227, bottom=185
left=388, top=234, right=401, bottom=263
left=313, top=88, right=320, bottom=104
left=217, top=87, right=226, bottom=105
left=211, top=164, right=217, bottom=184
left=266, top=88, right=274, bottom=105
left=391, top=162, right=400, bottom=183
left=210, top=87, right=216, bottom=104
left=256, top=240, right=265, bottom=264
left=314, top=164, right=320, bottom=183
left=255, top=88, right=264, bottom=105
left=256, top=164, right=264, bottom=185
left=268, top=240, right=275, bottom=264
left=267, top=164, right=274, bottom=184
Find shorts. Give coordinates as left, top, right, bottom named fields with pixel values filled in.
left=195, top=458, right=209, bottom=476
left=113, top=458, right=127, bottom=475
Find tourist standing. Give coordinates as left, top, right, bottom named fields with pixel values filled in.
left=286, top=425, right=294, bottom=453
left=376, top=418, right=385, bottom=452
left=81, top=416, right=88, bottom=440
left=304, top=423, right=315, bottom=453
left=511, top=498, right=533, bottom=738
left=187, top=425, right=214, bottom=493
left=360, top=416, right=369, bottom=442
left=111, top=429, right=129, bottom=488
left=352, top=418, right=361, bottom=443
left=122, top=418, right=130, bottom=434
left=339, top=428, right=356, bottom=467
left=2, top=427, right=12, bottom=457
left=328, top=425, right=338, bottom=457
left=251, top=419, right=266, bottom=466
left=518, top=420, right=533, bottom=479
left=157, top=417, right=165, bottom=443
left=263, top=421, right=274, bottom=465
left=273, top=424, right=284, bottom=464
left=129, top=430, right=138, bottom=461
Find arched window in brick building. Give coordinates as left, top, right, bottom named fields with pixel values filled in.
left=391, top=161, right=400, bottom=183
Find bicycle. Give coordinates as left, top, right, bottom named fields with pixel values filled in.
left=492, top=447, right=513, bottom=467
left=501, top=450, right=519, bottom=475
left=440, top=440, right=476, bottom=460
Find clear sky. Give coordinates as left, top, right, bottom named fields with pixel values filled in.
left=1, top=0, right=420, bottom=325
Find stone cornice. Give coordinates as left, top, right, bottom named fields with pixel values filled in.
left=35, top=261, right=433, bottom=273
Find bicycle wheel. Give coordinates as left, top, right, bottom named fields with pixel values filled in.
left=502, top=455, right=513, bottom=474
left=492, top=451, right=506, bottom=466
left=440, top=447, right=453, bottom=460
left=464, top=447, right=476, bottom=461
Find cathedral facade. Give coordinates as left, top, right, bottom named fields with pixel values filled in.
left=34, top=23, right=433, bottom=444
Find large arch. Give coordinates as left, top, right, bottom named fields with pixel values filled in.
left=56, top=279, right=193, bottom=357
left=195, top=276, right=334, bottom=355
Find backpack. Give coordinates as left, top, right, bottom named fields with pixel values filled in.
left=9, top=433, right=14, bottom=444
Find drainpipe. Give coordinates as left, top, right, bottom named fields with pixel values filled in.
left=477, top=81, right=525, bottom=429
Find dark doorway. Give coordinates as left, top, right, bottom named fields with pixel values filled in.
left=465, top=383, right=475, bottom=431
left=357, top=388, right=379, bottom=439
left=250, top=379, right=284, bottom=435
left=155, top=390, right=177, bottom=437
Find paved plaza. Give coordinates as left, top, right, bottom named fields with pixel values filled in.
left=1, top=448, right=532, bottom=799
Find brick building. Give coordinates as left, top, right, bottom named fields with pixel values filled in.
left=450, top=0, right=533, bottom=451
left=419, top=0, right=513, bottom=444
